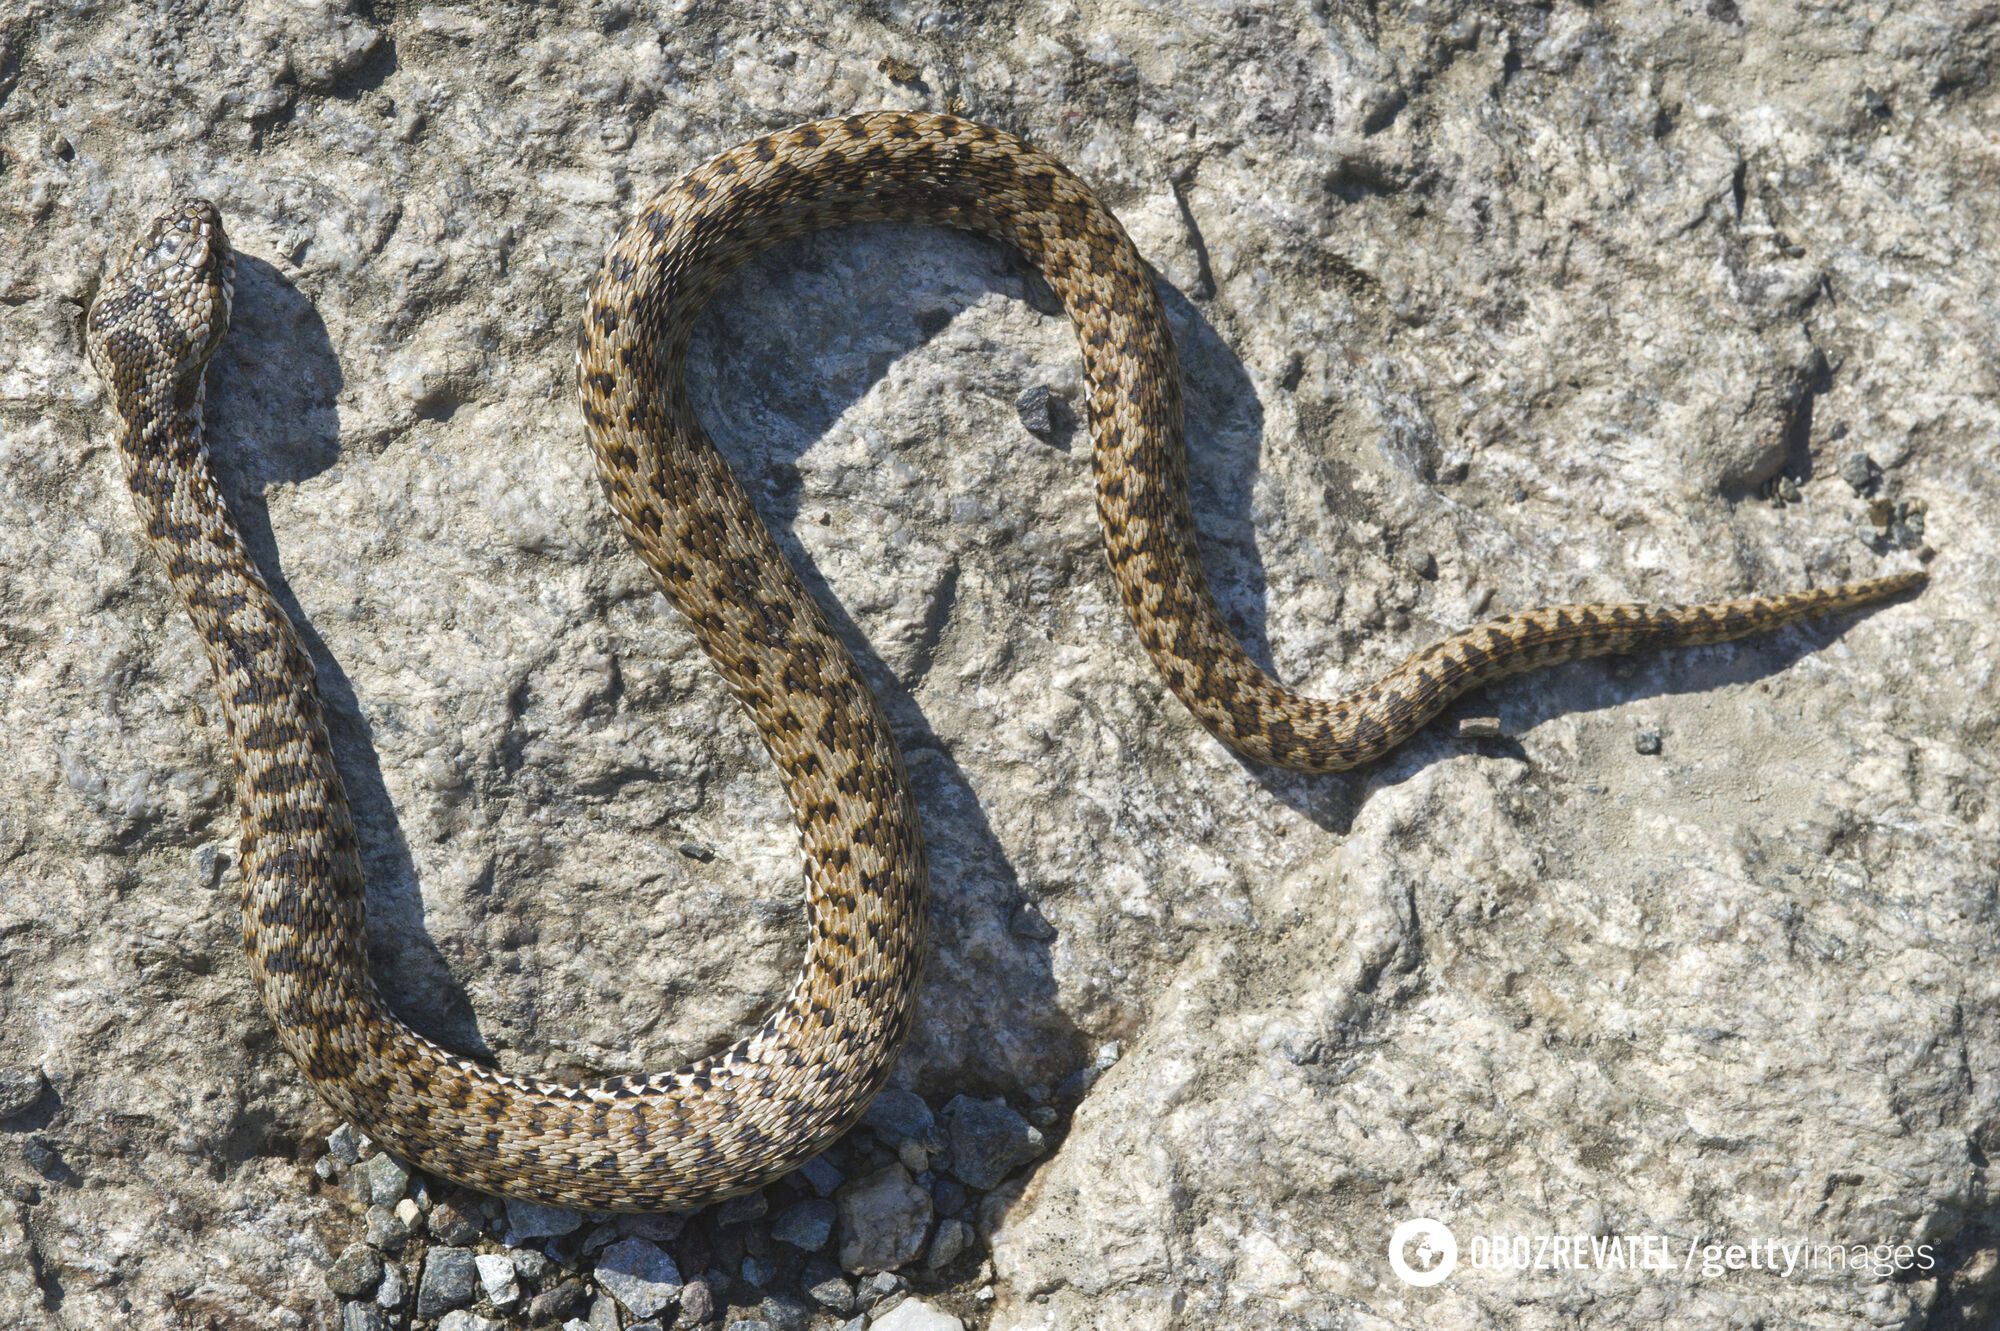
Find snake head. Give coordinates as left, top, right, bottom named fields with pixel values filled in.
left=87, top=199, right=236, bottom=402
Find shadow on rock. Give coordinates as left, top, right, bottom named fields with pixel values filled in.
left=205, top=252, right=489, bottom=1061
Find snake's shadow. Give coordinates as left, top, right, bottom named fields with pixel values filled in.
left=685, top=221, right=1920, bottom=1088
left=205, top=254, right=491, bottom=1060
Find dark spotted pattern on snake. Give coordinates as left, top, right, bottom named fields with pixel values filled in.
left=86, top=111, right=1924, bottom=1209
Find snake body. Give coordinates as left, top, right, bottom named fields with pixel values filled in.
left=87, top=112, right=1923, bottom=1210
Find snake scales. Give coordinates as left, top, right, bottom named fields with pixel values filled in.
left=87, top=111, right=1922, bottom=1211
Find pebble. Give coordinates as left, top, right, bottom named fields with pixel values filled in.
left=771, top=1197, right=835, bottom=1251
left=587, top=1293, right=622, bottom=1330
left=416, top=1246, right=478, bottom=1318
left=725, top=1322, right=772, bottom=1331
left=940, top=1096, right=1045, bottom=1190
left=595, top=1237, right=682, bottom=1317
left=860, top=1090, right=935, bottom=1144
left=1840, top=450, right=1880, bottom=494
left=871, top=1299, right=965, bottom=1331
left=932, top=1178, right=968, bottom=1217
left=926, top=1218, right=971, bottom=1270
left=1014, top=384, right=1069, bottom=442
left=511, top=1245, right=554, bottom=1283
left=836, top=1164, right=934, bottom=1272
left=716, top=1190, right=768, bottom=1226
left=339, top=1304, right=389, bottom=1331
left=741, top=1254, right=776, bottom=1287
left=476, top=1252, right=521, bottom=1308
left=618, top=1212, right=685, bottom=1243
left=429, top=1200, right=484, bottom=1246
left=375, top=1261, right=407, bottom=1310
left=759, top=1290, right=812, bottom=1331
left=896, top=1140, right=930, bottom=1174
left=326, top=1243, right=384, bottom=1298
left=437, top=1313, right=502, bottom=1331
left=796, top=1157, right=845, bottom=1197
left=326, top=1122, right=364, bottom=1165
left=678, top=839, right=715, bottom=861
left=856, top=1269, right=907, bottom=1308
left=314, top=1155, right=343, bottom=1182
left=506, top=1197, right=586, bottom=1242
left=802, top=1257, right=856, bottom=1313
left=677, top=1276, right=716, bottom=1323
left=353, top=1153, right=410, bottom=1206
left=1634, top=727, right=1663, bottom=756
left=364, top=1203, right=409, bottom=1252
left=20, top=1137, right=66, bottom=1181
left=527, top=1278, right=588, bottom=1325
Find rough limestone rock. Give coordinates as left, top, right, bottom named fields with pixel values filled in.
left=0, top=2, right=1993, bottom=1330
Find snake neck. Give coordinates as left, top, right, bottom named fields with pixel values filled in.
left=114, top=380, right=379, bottom=1077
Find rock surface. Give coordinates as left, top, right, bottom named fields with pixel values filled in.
left=0, top=2, right=1994, bottom=1330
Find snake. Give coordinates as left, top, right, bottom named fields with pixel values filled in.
left=86, top=111, right=1924, bottom=1212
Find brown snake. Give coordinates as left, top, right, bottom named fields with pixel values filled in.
left=87, top=111, right=1923, bottom=1211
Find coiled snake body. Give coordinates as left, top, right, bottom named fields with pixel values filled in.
left=88, top=111, right=1922, bottom=1210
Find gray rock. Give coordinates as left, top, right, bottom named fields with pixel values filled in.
left=363, top=1203, right=408, bottom=1252
left=739, top=1254, right=775, bottom=1288
left=339, top=1304, right=389, bottom=1331
left=939, top=1096, right=1045, bottom=1190
left=326, top=1122, right=364, bottom=1165
left=769, top=1198, right=834, bottom=1251
left=428, top=1200, right=483, bottom=1246
left=835, top=1165, right=932, bottom=1273
left=758, top=1290, right=812, bottom=1331
left=795, top=1157, right=844, bottom=1197
left=714, top=1191, right=767, bottom=1226
left=527, top=1279, right=588, bottom=1326
left=375, top=1261, right=407, bottom=1310
left=855, top=1270, right=907, bottom=1308
left=931, top=1178, right=968, bottom=1218
left=506, top=1198, right=585, bottom=1243
left=801, top=1258, right=856, bottom=1314
left=1013, top=384, right=1071, bottom=443
left=438, top=1312, right=502, bottom=1331
left=1635, top=726, right=1664, bottom=756
left=860, top=1090, right=934, bottom=1145
left=510, top=1244, right=553, bottom=1284
left=416, top=1246, right=478, bottom=1319
left=617, top=1212, right=685, bottom=1243
left=351, top=1153, right=410, bottom=1207
left=595, top=1237, right=682, bottom=1318
left=870, top=1299, right=965, bottom=1331
left=1840, top=450, right=1881, bottom=494
left=925, top=1218, right=971, bottom=1270
left=475, top=1252, right=520, bottom=1308
left=677, top=1276, right=716, bottom=1325
left=587, top=1293, right=622, bottom=1331
left=326, top=1243, right=383, bottom=1298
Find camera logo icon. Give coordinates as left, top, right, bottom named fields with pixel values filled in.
left=1388, top=1218, right=1458, bottom=1287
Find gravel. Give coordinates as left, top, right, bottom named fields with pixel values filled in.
left=594, top=1237, right=682, bottom=1318
left=416, top=1246, right=479, bottom=1319
left=325, top=1243, right=383, bottom=1299
left=835, top=1165, right=934, bottom=1273
left=938, top=1096, right=1044, bottom=1190
left=770, top=1198, right=836, bottom=1252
